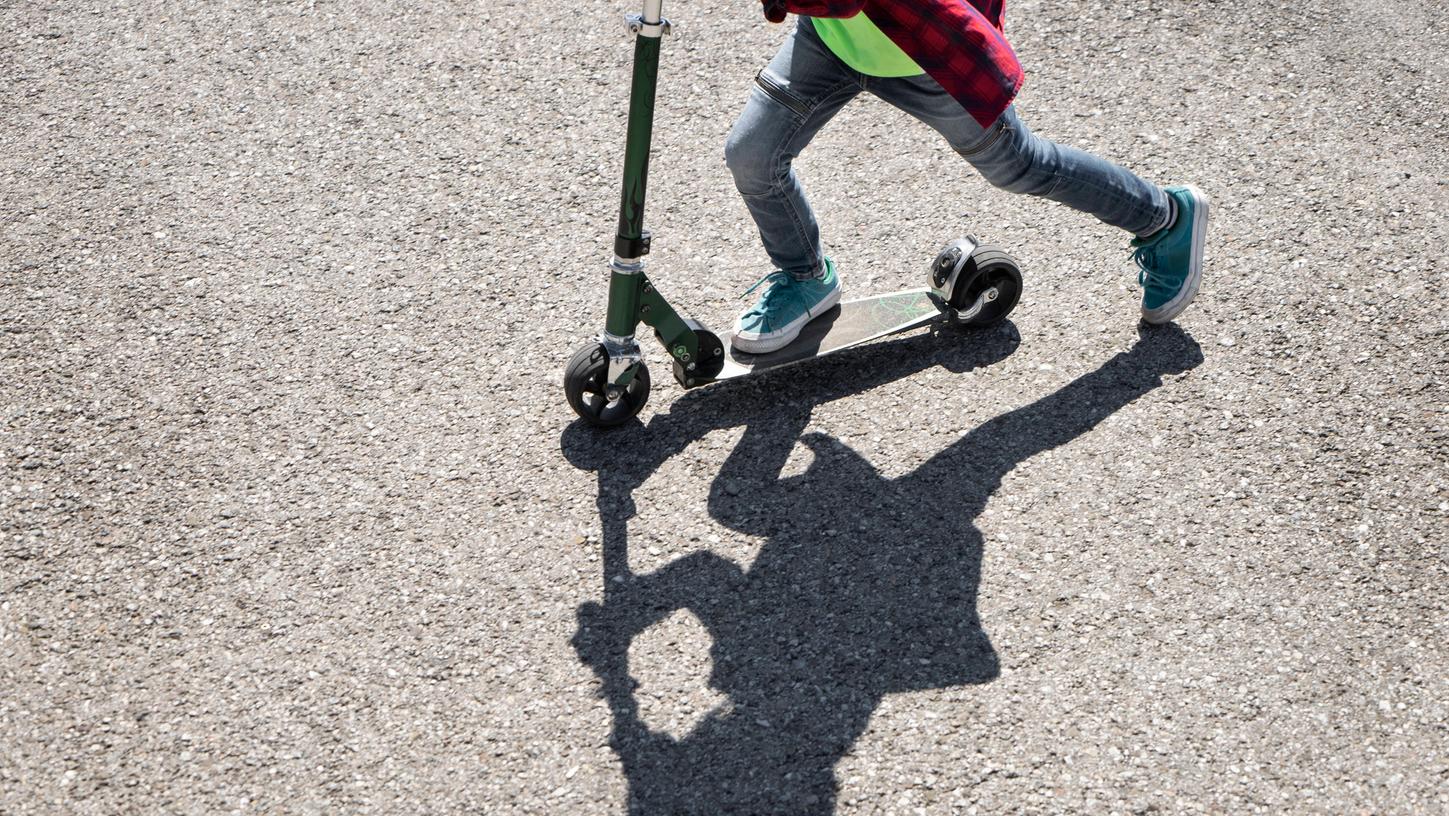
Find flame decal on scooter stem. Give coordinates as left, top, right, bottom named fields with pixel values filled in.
left=623, top=180, right=644, bottom=228
left=616, top=38, right=659, bottom=245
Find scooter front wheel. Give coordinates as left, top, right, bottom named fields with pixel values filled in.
left=564, top=344, right=650, bottom=427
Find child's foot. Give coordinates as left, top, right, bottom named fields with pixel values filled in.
left=732, top=257, right=842, bottom=353
left=1132, top=185, right=1210, bottom=324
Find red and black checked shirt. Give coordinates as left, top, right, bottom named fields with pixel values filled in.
left=776, top=0, right=1023, bottom=127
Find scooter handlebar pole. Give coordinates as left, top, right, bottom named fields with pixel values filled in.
left=611, top=0, right=787, bottom=269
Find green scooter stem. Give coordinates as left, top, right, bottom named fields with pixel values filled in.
left=602, top=4, right=699, bottom=372
left=611, top=33, right=660, bottom=263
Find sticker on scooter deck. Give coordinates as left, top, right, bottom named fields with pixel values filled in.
left=718, top=288, right=943, bottom=378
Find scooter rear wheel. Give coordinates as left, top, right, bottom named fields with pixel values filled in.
left=952, top=245, right=1022, bottom=328
left=564, top=344, right=650, bottom=426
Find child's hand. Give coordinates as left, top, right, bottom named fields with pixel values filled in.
left=762, top=1, right=787, bottom=23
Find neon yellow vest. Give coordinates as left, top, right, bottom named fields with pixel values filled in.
left=811, top=14, right=924, bottom=78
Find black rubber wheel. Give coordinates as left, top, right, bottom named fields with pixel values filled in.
left=951, top=245, right=1022, bottom=327
left=563, top=344, right=650, bottom=427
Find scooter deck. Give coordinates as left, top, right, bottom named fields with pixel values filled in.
left=716, top=288, right=943, bottom=379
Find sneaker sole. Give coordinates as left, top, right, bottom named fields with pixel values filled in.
left=1142, top=185, right=1209, bottom=325
left=731, top=283, right=844, bottom=354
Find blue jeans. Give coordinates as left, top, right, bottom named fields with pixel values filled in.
left=725, top=18, right=1170, bottom=279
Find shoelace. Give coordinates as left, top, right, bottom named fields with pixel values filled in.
left=740, top=270, right=793, bottom=302
left=1133, top=246, right=1172, bottom=295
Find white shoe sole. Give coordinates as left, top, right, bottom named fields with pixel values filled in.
left=1142, top=185, right=1209, bottom=325
left=731, top=282, right=843, bottom=354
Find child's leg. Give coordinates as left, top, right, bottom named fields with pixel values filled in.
left=874, top=73, right=1169, bottom=235
left=724, top=19, right=864, bottom=353
left=868, top=74, right=1208, bottom=323
left=969, top=106, right=1172, bottom=237
left=725, top=19, right=862, bottom=280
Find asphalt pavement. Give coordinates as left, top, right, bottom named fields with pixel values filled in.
left=2, top=1, right=1446, bottom=813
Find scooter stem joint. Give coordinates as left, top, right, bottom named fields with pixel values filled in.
left=614, top=229, right=652, bottom=261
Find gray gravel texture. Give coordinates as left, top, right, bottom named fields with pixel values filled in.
left=3, top=0, right=1447, bottom=813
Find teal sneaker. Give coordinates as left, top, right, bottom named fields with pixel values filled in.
left=732, top=258, right=842, bottom=354
left=1132, top=185, right=1210, bottom=324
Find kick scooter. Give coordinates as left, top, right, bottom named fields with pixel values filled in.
left=564, top=0, right=1024, bottom=427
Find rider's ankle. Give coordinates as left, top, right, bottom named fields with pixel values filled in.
left=1137, top=195, right=1179, bottom=242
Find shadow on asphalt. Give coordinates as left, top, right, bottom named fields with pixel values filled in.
left=560, top=323, right=1203, bottom=814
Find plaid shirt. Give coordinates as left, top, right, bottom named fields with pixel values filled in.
left=776, top=0, right=1023, bottom=127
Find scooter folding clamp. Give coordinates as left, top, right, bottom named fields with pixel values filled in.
left=624, top=13, right=673, bottom=37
